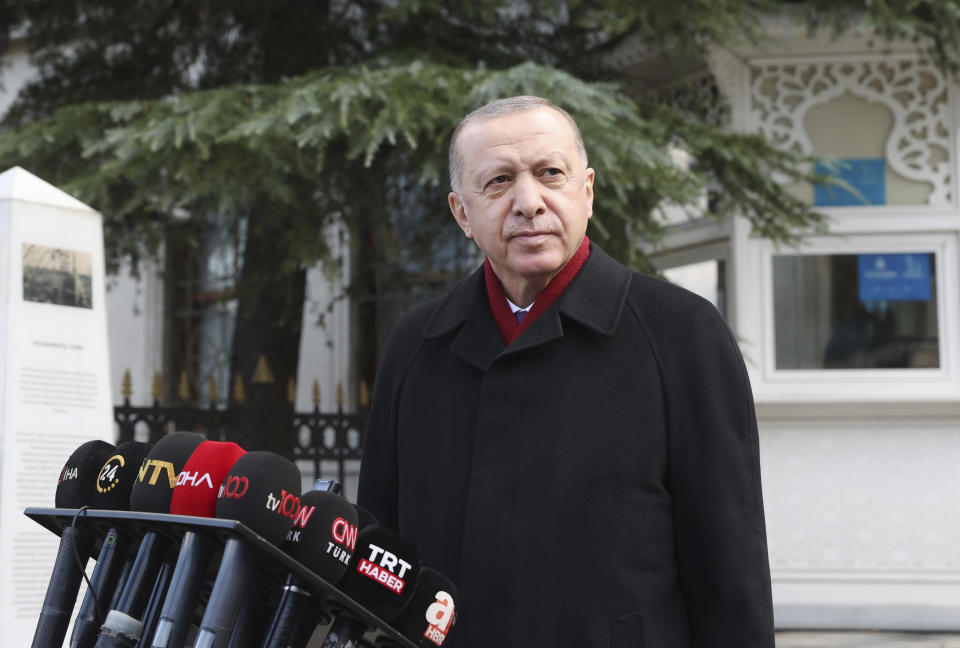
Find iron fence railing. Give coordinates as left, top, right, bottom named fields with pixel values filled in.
left=113, top=366, right=369, bottom=489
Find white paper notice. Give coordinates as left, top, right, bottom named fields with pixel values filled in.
left=0, top=167, right=113, bottom=645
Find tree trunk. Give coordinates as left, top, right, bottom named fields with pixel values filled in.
left=229, top=205, right=306, bottom=456
left=348, top=162, right=389, bottom=401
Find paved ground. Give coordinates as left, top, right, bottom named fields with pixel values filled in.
left=776, top=632, right=960, bottom=647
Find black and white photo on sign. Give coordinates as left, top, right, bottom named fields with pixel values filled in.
left=21, top=243, right=93, bottom=309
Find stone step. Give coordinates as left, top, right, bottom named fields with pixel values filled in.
left=776, top=632, right=960, bottom=647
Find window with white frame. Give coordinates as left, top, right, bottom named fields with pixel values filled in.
left=772, top=252, right=938, bottom=370
left=753, top=231, right=958, bottom=397
left=740, top=50, right=959, bottom=399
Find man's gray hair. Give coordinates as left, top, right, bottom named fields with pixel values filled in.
left=448, top=96, right=588, bottom=192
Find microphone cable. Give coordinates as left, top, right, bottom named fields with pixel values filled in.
left=69, top=506, right=107, bottom=629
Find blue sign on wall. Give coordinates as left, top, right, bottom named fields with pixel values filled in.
left=858, top=253, right=931, bottom=302
left=815, top=158, right=886, bottom=206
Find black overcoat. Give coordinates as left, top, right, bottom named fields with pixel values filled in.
left=358, top=243, right=774, bottom=647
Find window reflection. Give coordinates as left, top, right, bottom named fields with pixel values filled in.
left=773, top=253, right=939, bottom=369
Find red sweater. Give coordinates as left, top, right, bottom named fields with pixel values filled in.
left=484, top=236, right=591, bottom=345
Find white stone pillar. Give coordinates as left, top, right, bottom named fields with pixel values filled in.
left=0, top=166, right=114, bottom=644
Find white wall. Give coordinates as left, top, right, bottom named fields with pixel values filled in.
left=760, top=416, right=960, bottom=629
left=104, top=259, right=164, bottom=407
left=0, top=39, right=32, bottom=118
left=294, top=221, right=355, bottom=495
left=296, top=221, right=352, bottom=412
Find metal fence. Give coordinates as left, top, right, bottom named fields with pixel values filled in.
left=113, top=368, right=369, bottom=494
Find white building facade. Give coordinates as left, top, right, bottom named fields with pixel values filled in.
left=644, top=27, right=960, bottom=630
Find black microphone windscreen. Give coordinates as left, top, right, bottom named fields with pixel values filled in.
left=56, top=440, right=115, bottom=508
left=354, top=505, right=379, bottom=530
left=129, top=431, right=205, bottom=513
left=214, top=451, right=302, bottom=545
left=90, top=441, right=153, bottom=511
left=391, top=567, right=458, bottom=647
left=281, top=490, right=358, bottom=583
left=337, top=525, right=421, bottom=622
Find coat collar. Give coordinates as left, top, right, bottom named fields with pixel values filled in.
left=420, top=242, right=633, bottom=370
left=555, top=243, right=632, bottom=336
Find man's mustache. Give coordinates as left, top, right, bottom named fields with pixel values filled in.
left=503, top=220, right=561, bottom=238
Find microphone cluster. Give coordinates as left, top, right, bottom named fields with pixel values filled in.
left=27, top=434, right=458, bottom=648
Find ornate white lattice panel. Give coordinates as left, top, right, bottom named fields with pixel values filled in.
left=750, top=56, right=953, bottom=205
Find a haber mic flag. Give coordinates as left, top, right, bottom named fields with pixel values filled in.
left=391, top=567, right=459, bottom=647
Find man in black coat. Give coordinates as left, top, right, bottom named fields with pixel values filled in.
left=358, top=96, right=774, bottom=647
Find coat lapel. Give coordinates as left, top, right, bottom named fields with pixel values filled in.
left=450, top=314, right=504, bottom=370
left=421, top=267, right=504, bottom=371
left=498, top=307, right=564, bottom=356
left=556, top=244, right=633, bottom=336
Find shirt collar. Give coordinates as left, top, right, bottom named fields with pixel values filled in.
left=505, top=298, right=532, bottom=314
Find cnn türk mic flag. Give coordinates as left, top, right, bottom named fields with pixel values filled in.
left=260, top=490, right=360, bottom=648
left=193, top=451, right=301, bottom=648
left=150, top=441, right=246, bottom=648
left=70, top=441, right=152, bottom=648
left=32, top=440, right=115, bottom=648
left=283, top=490, right=358, bottom=583
left=93, top=432, right=205, bottom=647
left=320, top=525, right=422, bottom=648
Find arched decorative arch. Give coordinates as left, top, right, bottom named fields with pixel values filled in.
left=750, top=56, right=952, bottom=205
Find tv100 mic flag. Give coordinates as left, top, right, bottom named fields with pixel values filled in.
left=69, top=441, right=153, bottom=648
left=31, top=439, right=115, bottom=648
left=191, top=451, right=302, bottom=648
left=258, top=489, right=360, bottom=648
left=149, top=440, right=246, bottom=648
left=320, top=525, right=422, bottom=648
left=93, top=431, right=206, bottom=648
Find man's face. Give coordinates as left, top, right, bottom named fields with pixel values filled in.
left=448, top=107, right=594, bottom=299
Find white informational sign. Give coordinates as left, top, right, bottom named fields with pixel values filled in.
left=0, top=167, right=113, bottom=645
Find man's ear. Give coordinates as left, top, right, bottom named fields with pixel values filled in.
left=448, top=192, right=472, bottom=238
left=584, top=168, right=595, bottom=220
